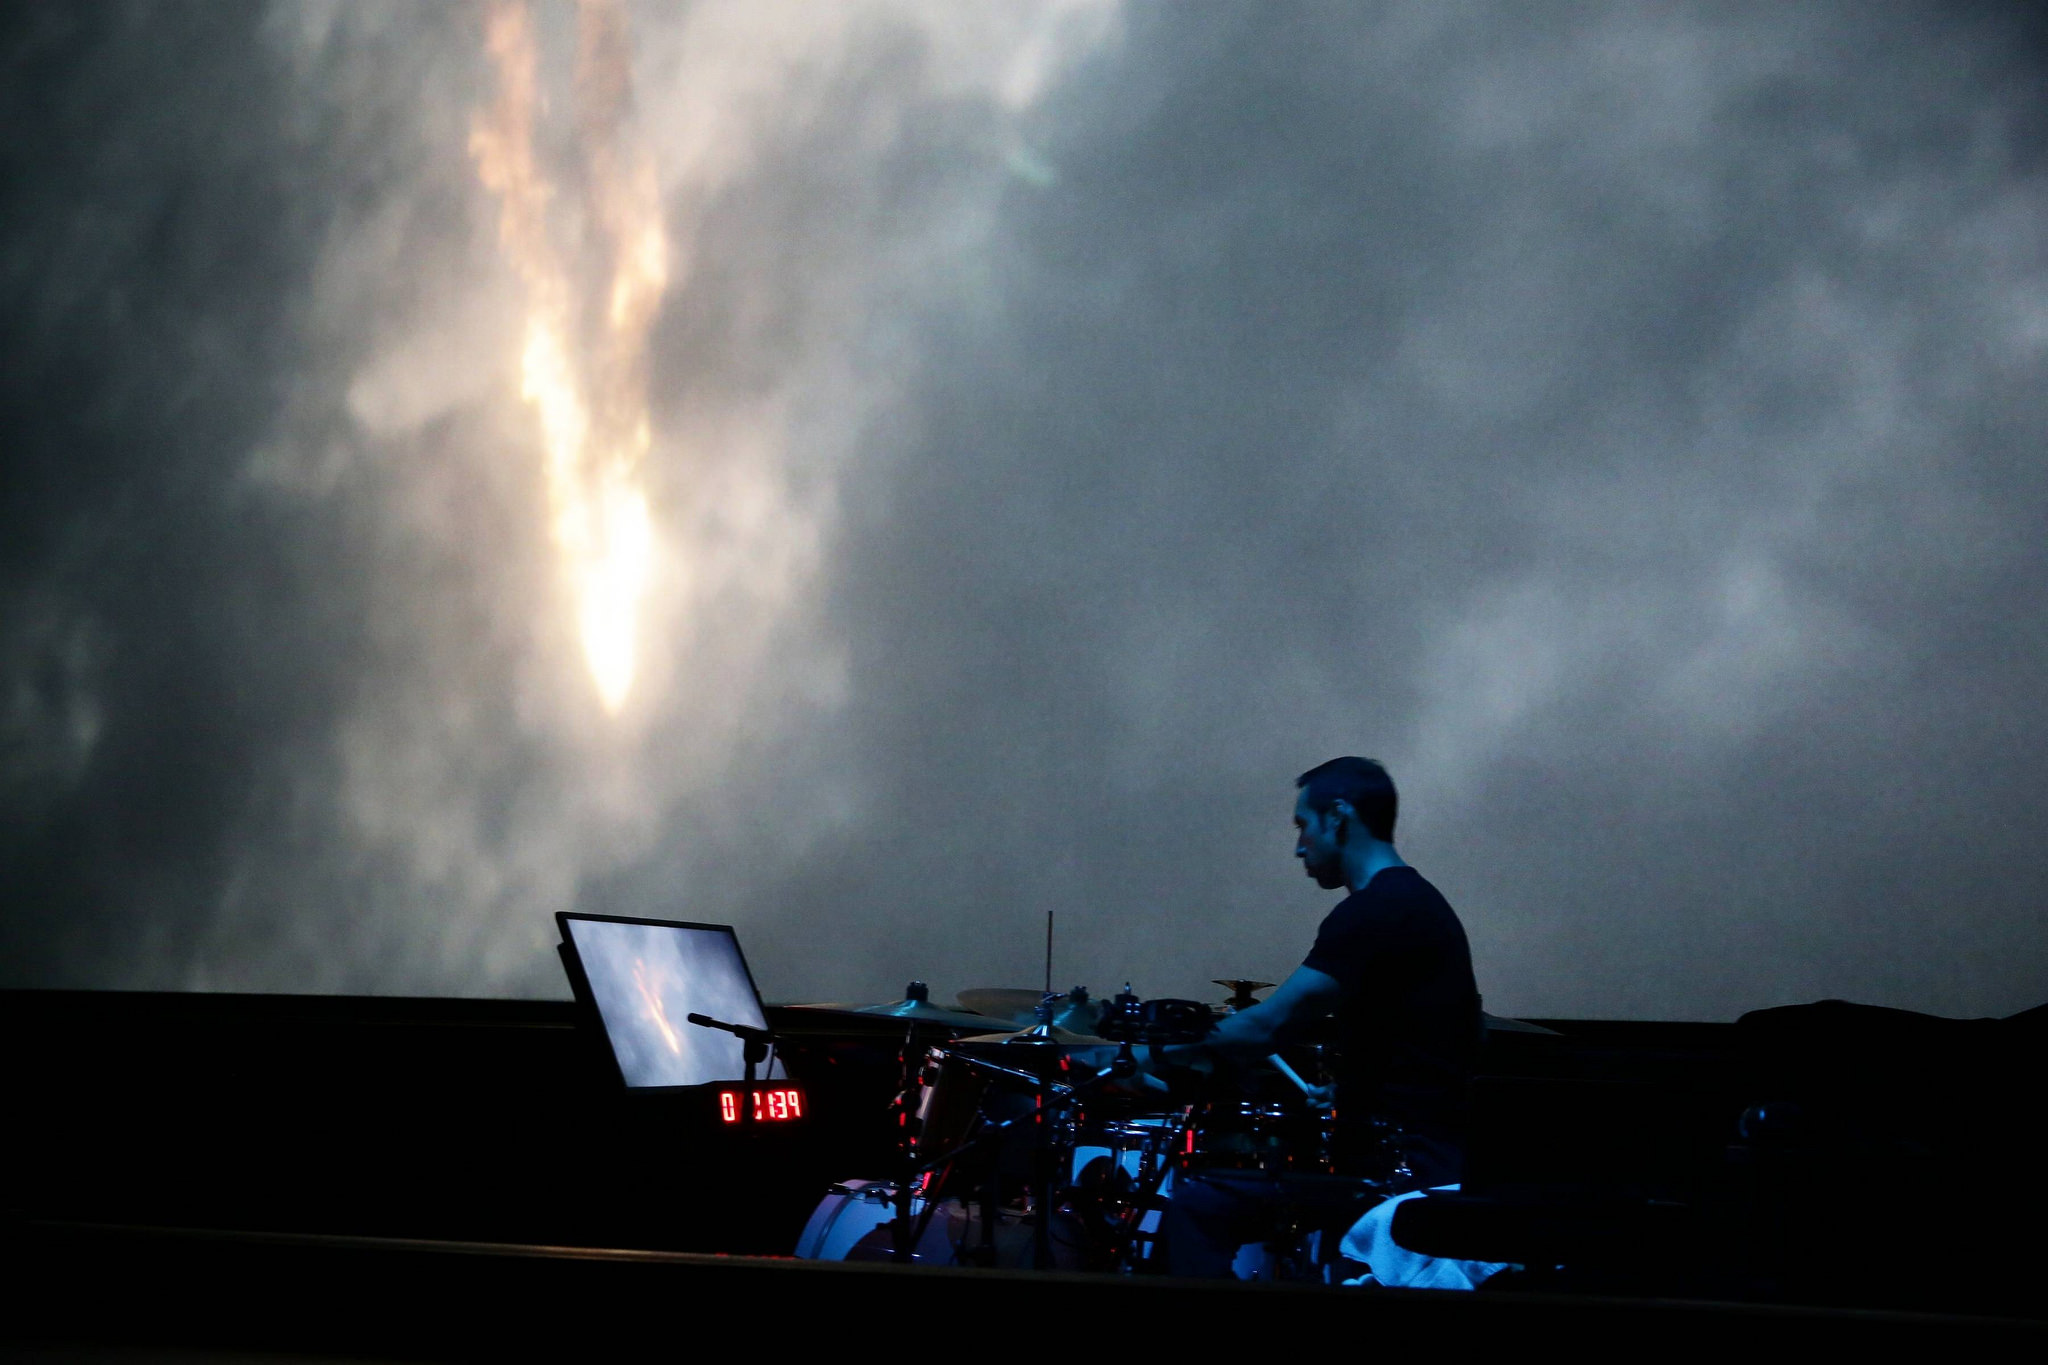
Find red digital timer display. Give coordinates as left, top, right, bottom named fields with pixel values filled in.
left=718, top=1086, right=805, bottom=1123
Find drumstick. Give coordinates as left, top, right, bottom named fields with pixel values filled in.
left=1266, top=1053, right=1314, bottom=1096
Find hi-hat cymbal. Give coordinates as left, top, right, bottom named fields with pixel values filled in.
left=958, top=1024, right=1114, bottom=1046
left=956, top=988, right=1046, bottom=1023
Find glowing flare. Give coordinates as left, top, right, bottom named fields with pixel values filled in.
left=581, top=476, right=653, bottom=713
left=472, top=0, right=668, bottom=713
left=632, top=957, right=683, bottom=1054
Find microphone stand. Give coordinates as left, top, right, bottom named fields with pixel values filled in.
left=685, top=1013, right=773, bottom=1127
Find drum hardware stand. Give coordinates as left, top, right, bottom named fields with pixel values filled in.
left=1104, top=1102, right=1195, bottom=1273
left=941, top=1035, right=1075, bottom=1270
left=1082, top=1041, right=1186, bottom=1273
left=900, top=1103, right=1029, bottom=1264
left=906, top=1043, right=1137, bottom=1270
left=1032, top=1042, right=1167, bottom=1270
left=887, top=1021, right=1014, bottom=1263
left=890, top=1050, right=1077, bottom=1267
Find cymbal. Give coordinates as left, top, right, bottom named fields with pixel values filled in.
left=1214, top=979, right=1276, bottom=1011
left=955, top=988, right=1045, bottom=1023
left=957, top=1024, right=1115, bottom=1046
left=1482, top=1012, right=1560, bottom=1036
left=781, top=1000, right=999, bottom=1031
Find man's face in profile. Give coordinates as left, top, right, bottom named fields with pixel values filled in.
left=1294, top=789, right=1347, bottom=890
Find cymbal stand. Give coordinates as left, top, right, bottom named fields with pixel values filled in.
left=1029, top=1085, right=1056, bottom=1269
left=892, top=1021, right=921, bottom=1263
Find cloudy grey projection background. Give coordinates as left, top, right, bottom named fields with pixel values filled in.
left=3, top=1, right=2045, bottom=1021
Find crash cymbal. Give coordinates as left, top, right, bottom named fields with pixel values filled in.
left=955, top=988, right=1046, bottom=1023
left=1482, top=1012, right=1560, bottom=1035
left=779, top=982, right=999, bottom=1030
left=957, top=1023, right=1114, bottom=1046
left=781, top=1002, right=1001, bottom=1030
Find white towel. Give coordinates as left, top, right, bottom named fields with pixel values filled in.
left=1338, top=1186, right=1514, bottom=1290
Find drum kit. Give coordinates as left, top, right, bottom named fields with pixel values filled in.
left=792, top=978, right=1380, bottom=1276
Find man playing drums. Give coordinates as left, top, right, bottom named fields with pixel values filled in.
left=1149, top=756, right=1483, bottom=1277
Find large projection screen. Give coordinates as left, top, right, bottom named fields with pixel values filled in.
left=558, top=914, right=784, bottom=1088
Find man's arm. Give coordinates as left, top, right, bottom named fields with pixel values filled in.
left=1159, top=963, right=1341, bottom=1071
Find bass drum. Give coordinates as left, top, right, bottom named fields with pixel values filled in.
left=796, top=1181, right=1078, bottom=1268
left=793, top=1180, right=919, bottom=1260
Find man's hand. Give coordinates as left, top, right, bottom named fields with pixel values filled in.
left=1263, top=1050, right=1335, bottom=1111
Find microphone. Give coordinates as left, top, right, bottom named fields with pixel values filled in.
left=687, top=1012, right=775, bottom=1045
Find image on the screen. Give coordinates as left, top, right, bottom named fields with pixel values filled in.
left=564, top=918, right=784, bottom=1088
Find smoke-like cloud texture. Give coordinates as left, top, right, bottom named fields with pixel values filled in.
left=4, top=1, right=2045, bottom=1020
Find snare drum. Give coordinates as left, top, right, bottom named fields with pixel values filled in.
left=1188, top=1099, right=1336, bottom=1175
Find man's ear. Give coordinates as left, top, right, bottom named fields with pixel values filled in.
left=1331, top=798, right=1355, bottom=843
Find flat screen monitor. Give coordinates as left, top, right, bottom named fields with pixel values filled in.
left=557, top=913, right=784, bottom=1089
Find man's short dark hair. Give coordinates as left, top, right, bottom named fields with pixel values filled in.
left=1296, top=756, right=1397, bottom=842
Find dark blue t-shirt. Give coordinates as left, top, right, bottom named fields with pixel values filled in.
left=1302, top=866, right=1481, bottom=1178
